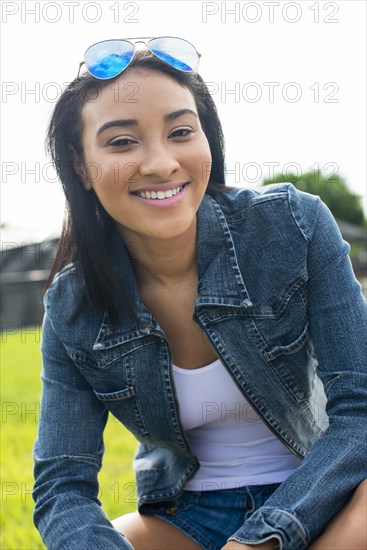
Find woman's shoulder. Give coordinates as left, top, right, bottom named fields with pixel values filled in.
left=213, top=181, right=320, bottom=204
left=44, top=260, right=85, bottom=317
left=50, top=261, right=80, bottom=282
left=47, top=260, right=83, bottom=290
left=212, top=182, right=321, bottom=232
left=42, top=261, right=103, bottom=350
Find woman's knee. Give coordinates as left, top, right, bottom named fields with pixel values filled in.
left=309, top=479, right=367, bottom=549
left=111, top=511, right=202, bottom=550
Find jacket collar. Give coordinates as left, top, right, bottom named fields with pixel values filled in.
left=93, top=193, right=252, bottom=350
left=196, top=194, right=252, bottom=308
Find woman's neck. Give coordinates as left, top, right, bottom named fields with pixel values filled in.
left=118, top=220, right=198, bottom=289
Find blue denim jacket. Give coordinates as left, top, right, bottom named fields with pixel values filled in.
left=33, top=183, right=367, bottom=549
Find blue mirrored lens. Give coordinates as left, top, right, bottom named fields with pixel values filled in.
left=85, top=40, right=135, bottom=79
left=148, top=37, right=199, bottom=72
left=88, top=53, right=132, bottom=78
left=149, top=49, right=193, bottom=71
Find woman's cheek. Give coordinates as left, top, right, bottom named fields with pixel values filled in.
left=118, top=160, right=139, bottom=184
left=86, top=159, right=134, bottom=191
left=191, top=143, right=212, bottom=184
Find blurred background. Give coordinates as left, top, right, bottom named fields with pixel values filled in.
left=1, top=1, right=366, bottom=547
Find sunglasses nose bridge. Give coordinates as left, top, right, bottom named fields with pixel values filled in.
left=133, top=39, right=148, bottom=51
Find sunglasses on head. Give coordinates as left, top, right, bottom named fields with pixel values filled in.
left=78, top=36, right=201, bottom=80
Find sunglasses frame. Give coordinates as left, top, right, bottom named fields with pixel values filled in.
left=77, top=36, right=201, bottom=79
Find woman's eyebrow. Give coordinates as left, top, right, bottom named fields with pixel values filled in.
left=96, top=109, right=198, bottom=137
left=97, top=119, right=137, bottom=136
left=163, top=109, right=198, bottom=122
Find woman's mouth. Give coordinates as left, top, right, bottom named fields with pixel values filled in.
left=131, top=183, right=190, bottom=208
left=135, top=184, right=185, bottom=200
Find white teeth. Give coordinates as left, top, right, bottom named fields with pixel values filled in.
left=137, top=185, right=183, bottom=199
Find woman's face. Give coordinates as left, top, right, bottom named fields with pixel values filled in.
left=80, top=69, right=212, bottom=243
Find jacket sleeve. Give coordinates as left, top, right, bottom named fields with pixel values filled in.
left=32, top=306, right=134, bottom=549
left=227, top=189, right=367, bottom=549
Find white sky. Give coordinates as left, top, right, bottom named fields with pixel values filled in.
left=1, top=0, right=366, bottom=245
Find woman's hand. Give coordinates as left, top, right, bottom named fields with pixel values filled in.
left=221, top=540, right=277, bottom=550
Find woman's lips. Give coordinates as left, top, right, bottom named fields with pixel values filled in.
left=131, top=183, right=190, bottom=208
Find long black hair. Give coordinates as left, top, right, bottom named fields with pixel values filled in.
left=45, top=50, right=227, bottom=323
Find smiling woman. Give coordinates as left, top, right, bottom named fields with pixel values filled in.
left=79, top=71, right=211, bottom=245
left=32, top=38, right=367, bottom=550
left=44, top=46, right=224, bottom=324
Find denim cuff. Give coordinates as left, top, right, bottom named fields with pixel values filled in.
left=227, top=508, right=308, bottom=550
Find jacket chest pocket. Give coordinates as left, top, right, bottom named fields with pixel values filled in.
left=93, top=385, right=149, bottom=438
left=261, top=321, right=317, bottom=402
left=68, top=347, right=150, bottom=439
left=249, top=285, right=316, bottom=402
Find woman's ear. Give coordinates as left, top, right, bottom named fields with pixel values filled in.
left=68, top=144, right=92, bottom=191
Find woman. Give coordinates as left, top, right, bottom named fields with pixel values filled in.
left=32, top=37, right=366, bottom=549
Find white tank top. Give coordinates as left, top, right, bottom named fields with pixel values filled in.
left=172, top=359, right=302, bottom=491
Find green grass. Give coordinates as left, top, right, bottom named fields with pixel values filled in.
left=1, top=327, right=137, bottom=549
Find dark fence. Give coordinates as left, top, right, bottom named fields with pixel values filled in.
left=1, top=239, right=58, bottom=330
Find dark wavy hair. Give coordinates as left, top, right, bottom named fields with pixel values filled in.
left=45, top=50, right=227, bottom=323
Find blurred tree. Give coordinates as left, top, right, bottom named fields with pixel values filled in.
left=262, top=170, right=365, bottom=227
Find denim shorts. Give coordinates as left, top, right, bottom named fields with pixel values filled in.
left=152, top=483, right=281, bottom=550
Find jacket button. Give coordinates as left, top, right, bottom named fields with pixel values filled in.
left=165, top=506, right=177, bottom=515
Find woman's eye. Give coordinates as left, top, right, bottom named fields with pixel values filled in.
left=169, top=128, right=193, bottom=139
left=109, top=138, right=136, bottom=147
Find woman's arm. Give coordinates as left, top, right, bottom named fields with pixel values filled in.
left=225, top=190, right=367, bottom=549
left=222, top=481, right=367, bottom=549
left=32, top=308, right=134, bottom=549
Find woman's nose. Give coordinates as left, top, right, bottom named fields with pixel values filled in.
left=138, top=144, right=180, bottom=179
